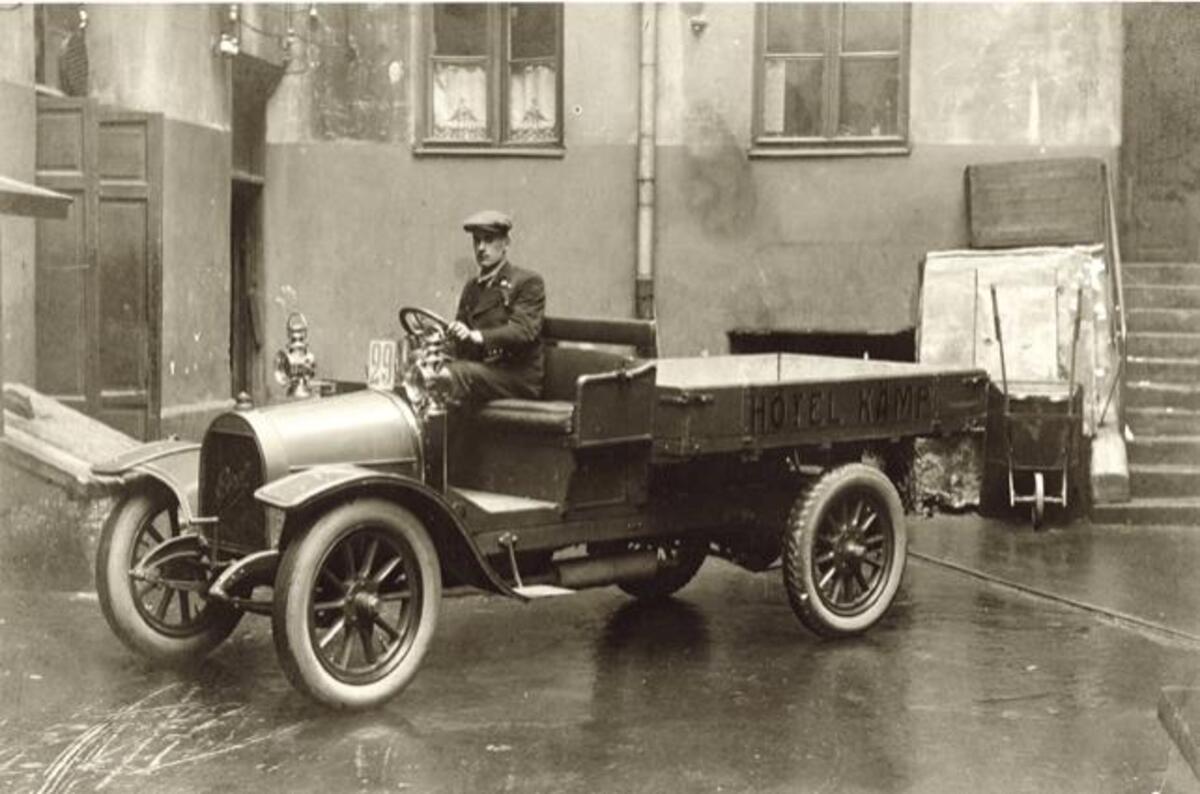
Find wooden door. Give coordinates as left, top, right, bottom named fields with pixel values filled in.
left=35, top=96, right=96, bottom=418
left=36, top=97, right=162, bottom=439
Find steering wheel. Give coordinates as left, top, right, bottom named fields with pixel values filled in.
left=398, top=306, right=451, bottom=340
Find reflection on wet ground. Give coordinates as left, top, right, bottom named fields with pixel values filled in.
left=0, top=554, right=1195, bottom=793
left=910, top=515, right=1200, bottom=639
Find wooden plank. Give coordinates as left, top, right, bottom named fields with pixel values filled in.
left=918, top=266, right=976, bottom=368
left=966, top=158, right=1106, bottom=248
left=980, top=284, right=1059, bottom=382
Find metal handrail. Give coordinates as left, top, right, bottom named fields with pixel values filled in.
left=1098, top=164, right=1127, bottom=430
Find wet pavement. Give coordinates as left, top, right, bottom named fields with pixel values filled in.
left=2, top=516, right=1199, bottom=793
left=910, top=515, right=1200, bottom=641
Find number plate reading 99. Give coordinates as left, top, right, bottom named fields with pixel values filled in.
left=367, top=339, right=397, bottom=391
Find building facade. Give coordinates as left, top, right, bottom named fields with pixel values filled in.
left=0, top=3, right=1131, bottom=440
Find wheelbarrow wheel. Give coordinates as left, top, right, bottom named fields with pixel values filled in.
left=783, top=464, right=907, bottom=637
left=1031, top=472, right=1045, bottom=530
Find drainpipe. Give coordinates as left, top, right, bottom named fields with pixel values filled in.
left=635, top=3, right=658, bottom=321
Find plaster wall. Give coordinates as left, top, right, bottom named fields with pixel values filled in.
left=159, top=118, right=232, bottom=436
left=87, top=4, right=230, bottom=131
left=261, top=3, right=1124, bottom=369
left=1120, top=4, right=1200, bottom=261
left=261, top=5, right=639, bottom=387
left=0, top=6, right=37, bottom=384
left=83, top=5, right=233, bottom=437
left=262, top=142, right=637, bottom=388
left=650, top=3, right=1122, bottom=353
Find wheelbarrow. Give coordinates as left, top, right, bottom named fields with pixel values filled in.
left=989, top=285, right=1084, bottom=529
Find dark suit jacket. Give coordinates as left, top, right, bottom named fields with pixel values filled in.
left=455, top=261, right=545, bottom=390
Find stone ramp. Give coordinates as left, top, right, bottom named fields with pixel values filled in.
left=0, top=383, right=138, bottom=590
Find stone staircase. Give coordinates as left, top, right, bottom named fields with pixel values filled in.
left=1092, top=262, right=1200, bottom=526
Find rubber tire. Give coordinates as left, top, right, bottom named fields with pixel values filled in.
left=1031, top=472, right=1045, bottom=530
left=272, top=499, right=442, bottom=709
left=615, top=541, right=706, bottom=600
left=96, top=489, right=241, bottom=663
left=783, top=463, right=908, bottom=638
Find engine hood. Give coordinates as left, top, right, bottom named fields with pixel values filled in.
left=204, top=389, right=423, bottom=483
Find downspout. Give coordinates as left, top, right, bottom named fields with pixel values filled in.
left=635, top=3, right=658, bottom=321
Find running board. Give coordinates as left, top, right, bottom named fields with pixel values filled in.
left=449, top=487, right=560, bottom=516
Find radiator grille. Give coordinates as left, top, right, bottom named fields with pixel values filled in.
left=200, top=432, right=265, bottom=555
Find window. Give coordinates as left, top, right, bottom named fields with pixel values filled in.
left=422, top=4, right=563, bottom=152
left=35, top=4, right=88, bottom=96
left=754, top=3, right=909, bottom=154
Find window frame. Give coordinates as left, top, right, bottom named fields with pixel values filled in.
left=750, top=3, right=911, bottom=158
left=416, top=3, right=565, bottom=158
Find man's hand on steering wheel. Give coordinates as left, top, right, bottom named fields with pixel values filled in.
left=447, top=320, right=483, bottom=347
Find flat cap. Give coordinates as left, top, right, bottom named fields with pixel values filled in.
left=462, top=209, right=513, bottom=235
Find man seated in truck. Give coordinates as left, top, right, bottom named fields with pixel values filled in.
left=441, top=210, right=546, bottom=405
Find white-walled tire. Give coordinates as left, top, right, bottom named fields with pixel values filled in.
left=783, top=464, right=907, bottom=637
left=272, top=499, right=441, bottom=709
left=96, top=489, right=240, bottom=663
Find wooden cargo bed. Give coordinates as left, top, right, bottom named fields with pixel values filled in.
left=650, top=353, right=988, bottom=458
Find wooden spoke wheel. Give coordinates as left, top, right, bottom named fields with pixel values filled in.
left=272, top=499, right=441, bottom=709
left=96, top=488, right=240, bottom=663
left=783, top=464, right=907, bottom=637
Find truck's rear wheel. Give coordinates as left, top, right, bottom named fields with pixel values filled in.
left=272, top=499, right=441, bottom=709
left=783, top=464, right=907, bottom=637
left=96, top=488, right=240, bottom=663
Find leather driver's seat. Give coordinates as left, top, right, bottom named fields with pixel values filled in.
left=473, top=317, right=658, bottom=446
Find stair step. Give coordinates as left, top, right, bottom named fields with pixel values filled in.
left=1127, top=356, right=1200, bottom=384
left=1127, top=332, right=1200, bottom=358
left=1126, top=381, right=1200, bottom=411
left=1127, top=408, right=1200, bottom=435
left=1091, top=496, right=1200, bottom=527
left=1125, top=284, right=1200, bottom=310
left=1127, top=436, right=1200, bottom=466
left=1124, top=263, right=1200, bottom=286
left=1129, top=464, right=1200, bottom=498
left=1126, top=308, right=1200, bottom=334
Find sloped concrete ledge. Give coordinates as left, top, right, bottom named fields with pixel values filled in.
left=1160, top=687, right=1200, bottom=794
left=1090, top=422, right=1131, bottom=503
left=1, top=384, right=137, bottom=590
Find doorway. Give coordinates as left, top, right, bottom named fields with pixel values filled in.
left=230, top=179, right=262, bottom=399
left=35, top=96, right=162, bottom=439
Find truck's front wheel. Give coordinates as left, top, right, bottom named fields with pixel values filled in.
left=782, top=464, right=907, bottom=637
left=272, top=499, right=441, bottom=709
left=96, top=488, right=240, bottom=663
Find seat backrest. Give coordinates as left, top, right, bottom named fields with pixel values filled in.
left=540, top=315, right=657, bottom=401
left=542, top=346, right=632, bottom=401
left=542, top=316, right=657, bottom=357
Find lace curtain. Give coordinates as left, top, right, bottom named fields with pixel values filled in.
left=508, top=62, right=557, bottom=142
left=431, top=63, right=488, bottom=141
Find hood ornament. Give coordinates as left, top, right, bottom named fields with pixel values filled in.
left=274, top=311, right=317, bottom=399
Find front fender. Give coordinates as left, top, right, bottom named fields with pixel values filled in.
left=93, top=440, right=201, bottom=524
left=255, top=465, right=524, bottom=601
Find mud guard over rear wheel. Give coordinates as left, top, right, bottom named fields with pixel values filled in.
left=782, top=463, right=907, bottom=637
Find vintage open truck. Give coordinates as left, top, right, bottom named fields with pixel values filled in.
left=93, top=308, right=988, bottom=709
